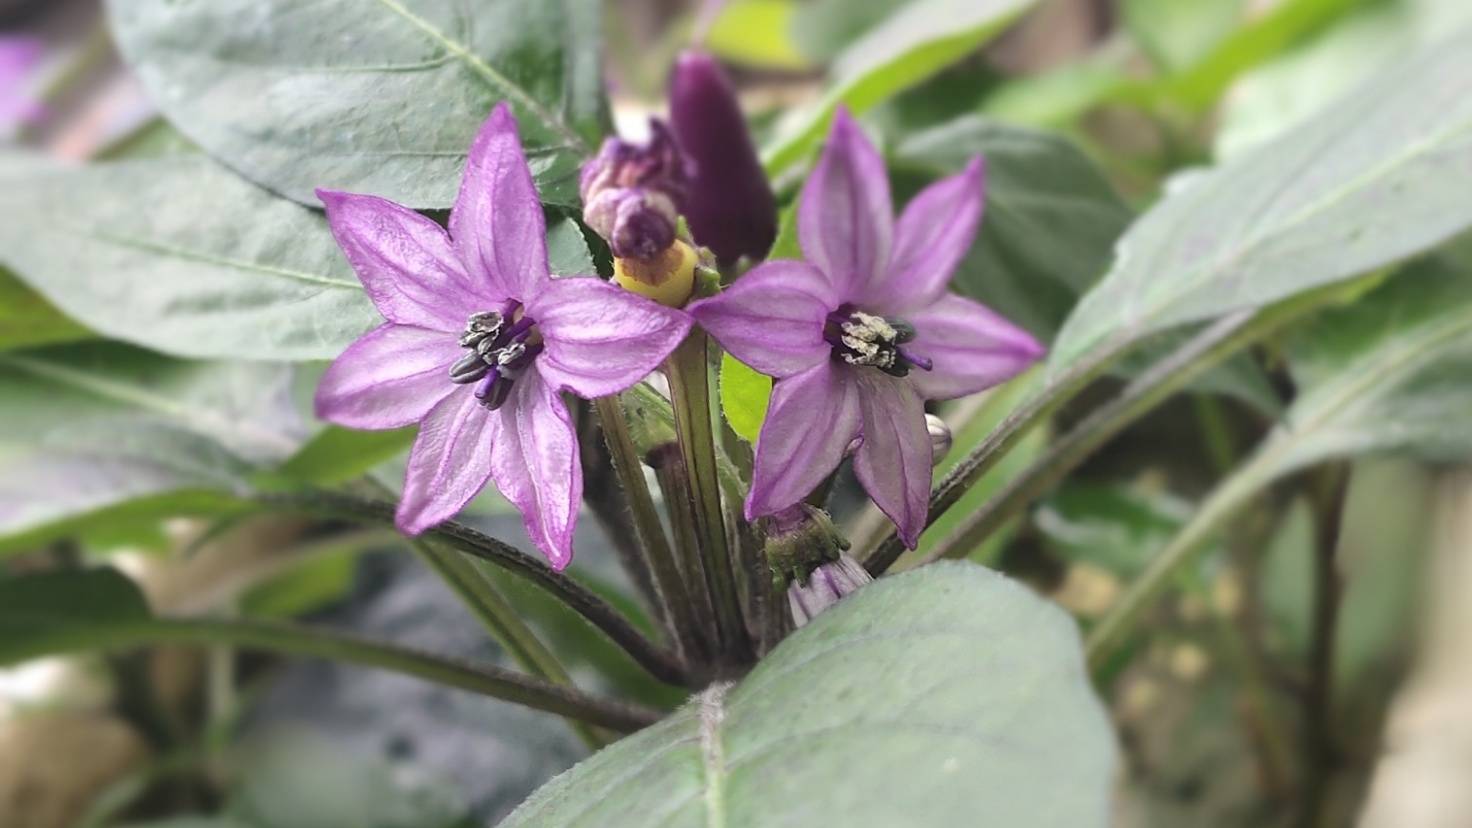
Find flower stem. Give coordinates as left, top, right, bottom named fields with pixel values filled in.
left=648, top=442, right=722, bottom=661
left=259, top=490, right=689, bottom=687
left=47, top=617, right=661, bottom=732
left=593, top=395, right=708, bottom=665
left=409, top=540, right=610, bottom=747
left=664, top=332, right=751, bottom=665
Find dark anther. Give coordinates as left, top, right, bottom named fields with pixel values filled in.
left=449, top=351, right=491, bottom=384
left=823, top=307, right=932, bottom=378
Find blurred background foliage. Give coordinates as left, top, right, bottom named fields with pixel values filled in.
left=2, top=0, right=1471, bottom=825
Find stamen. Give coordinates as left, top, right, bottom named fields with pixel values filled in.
left=474, top=367, right=514, bottom=410
left=449, top=350, right=490, bottom=384
left=897, top=347, right=932, bottom=372
left=452, top=305, right=542, bottom=406
left=824, top=306, right=929, bottom=377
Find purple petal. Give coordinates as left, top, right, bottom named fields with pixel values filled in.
left=0, top=37, right=44, bottom=128
left=798, top=109, right=893, bottom=301
left=318, top=190, right=489, bottom=331
left=746, top=362, right=862, bottom=519
left=529, top=277, right=692, bottom=398
left=315, top=323, right=461, bottom=429
left=486, top=370, right=582, bottom=569
left=396, top=386, right=499, bottom=536
left=450, top=103, right=550, bottom=301
left=688, top=260, right=836, bottom=378
left=870, top=157, right=986, bottom=311
left=904, top=294, right=1044, bottom=400
left=851, top=371, right=930, bottom=549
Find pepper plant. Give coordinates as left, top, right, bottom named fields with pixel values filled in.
left=2, top=0, right=1472, bottom=825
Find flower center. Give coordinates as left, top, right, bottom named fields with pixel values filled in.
left=448, top=302, right=543, bottom=410
left=823, top=306, right=932, bottom=377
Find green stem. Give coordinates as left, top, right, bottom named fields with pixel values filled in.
left=863, top=338, right=1122, bottom=575
left=33, top=618, right=661, bottom=732
left=922, top=308, right=1261, bottom=565
left=1086, top=460, right=1265, bottom=669
left=593, top=396, right=706, bottom=663
left=665, top=333, right=750, bottom=663
left=407, top=539, right=607, bottom=747
left=262, top=491, right=688, bottom=686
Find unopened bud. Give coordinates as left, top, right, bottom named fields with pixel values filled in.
left=580, top=119, right=689, bottom=260
left=669, top=50, right=777, bottom=266
left=613, top=239, right=698, bottom=307
left=788, top=554, right=873, bottom=628
left=926, top=414, right=952, bottom=465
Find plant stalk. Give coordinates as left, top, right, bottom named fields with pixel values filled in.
left=664, top=332, right=751, bottom=664
left=1299, top=463, right=1351, bottom=828
left=593, top=395, right=707, bottom=664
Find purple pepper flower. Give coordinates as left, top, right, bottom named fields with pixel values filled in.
left=315, top=104, right=693, bottom=568
left=0, top=37, right=45, bottom=129
left=669, top=50, right=777, bottom=266
left=689, top=110, right=1043, bottom=547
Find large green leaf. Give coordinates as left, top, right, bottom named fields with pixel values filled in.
left=1051, top=31, right=1472, bottom=373
left=1262, top=260, right=1472, bottom=473
left=0, top=156, right=376, bottom=361
left=108, top=0, right=609, bottom=208
left=0, top=266, right=92, bottom=352
left=0, top=568, right=151, bottom=661
left=501, top=562, right=1115, bottom=827
left=762, top=0, right=1036, bottom=174
left=0, top=157, right=600, bottom=363
left=0, top=342, right=307, bottom=548
left=890, top=115, right=1130, bottom=339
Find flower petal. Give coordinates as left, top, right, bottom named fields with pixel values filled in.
left=798, top=108, right=893, bottom=301
left=488, top=370, right=581, bottom=568
left=688, top=260, right=836, bottom=378
left=531, top=277, right=693, bottom=398
left=904, top=293, right=1044, bottom=400
left=870, top=157, right=986, bottom=311
left=450, top=103, right=551, bottom=301
left=315, top=323, right=461, bottom=429
left=396, top=386, right=499, bottom=536
left=318, top=190, right=488, bottom=330
left=746, top=362, right=862, bottom=519
left=852, top=371, right=931, bottom=549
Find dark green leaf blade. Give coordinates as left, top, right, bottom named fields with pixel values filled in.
left=108, top=0, right=609, bottom=208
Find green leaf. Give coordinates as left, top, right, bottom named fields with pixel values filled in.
left=788, top=0, right=907, bottom=63
left=0, top=266, right=92, bottom=352
left=0, top=568, right=151, bottom=662
left=706, top=0, right=811, bottom=70
left=1051, top=32, right=1472, bottom=374
left=545, top=216, right=599, bottom=276
left=1215, top=1, right=1472, bottom=159
left=0, top=342, right=307, bottom=550
left=109, top=0, right=609, bottom=208
left=717, top=352, right=771, bottom=445
left=762, top=0, right=1037, bottom=175
left=278, top=427, right=416, bottom=487
left=1261, top=259, right=1472, bottom=474
left=1036, top=482, right=1193, bottom=577
left=0, top=156, right=376, bottom=361
left=1124, top=0, right=1245, bottom=73
left=501, top=562, right=1115, bottom=827
left=890, top=115, right=1130, bottom=339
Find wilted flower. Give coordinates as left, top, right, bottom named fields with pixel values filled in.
left=690, top=109, right=1042, bottom=547
left=669, top=50, right=777, bottom=266
left=316, top=104, right=692, bottom=568
left=579, top=119, right=688, bottom=260
left=0, top=37, right=45, bottom=130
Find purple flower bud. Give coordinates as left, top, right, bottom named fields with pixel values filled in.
left=580, top=119, right=688, bottom=260
left=669, top=50, right=777, bottom=266
left=788, top=554, right=873, bottom=628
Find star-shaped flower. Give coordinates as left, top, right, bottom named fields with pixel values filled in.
left=690, top=109, right=1042, bottom=547
left=316, top=104, right=692, bottom=568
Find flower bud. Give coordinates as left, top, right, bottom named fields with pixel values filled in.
left=613, top=238, right=698, bottom=307
left=788, top=554, right=873, bottom=628
left=926, top=414, right=952, bottom=466
left=669, top=50, right=777, bottom=266
left=579, top=119, right=689, bottom=260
